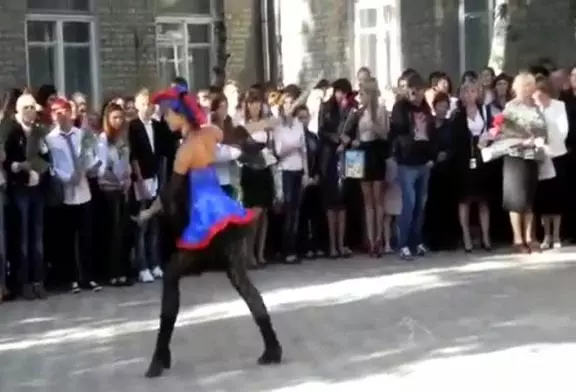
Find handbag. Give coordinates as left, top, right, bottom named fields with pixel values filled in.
left=344, top=149, right=365, bottom=178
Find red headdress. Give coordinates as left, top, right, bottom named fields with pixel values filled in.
left=151, top=85, right=207, bottom=128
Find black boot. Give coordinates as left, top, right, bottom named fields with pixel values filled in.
left=145, top=315, right=176, bottom=378
left=256, top=316, right=282, bottom=365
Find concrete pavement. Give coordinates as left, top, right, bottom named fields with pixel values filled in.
left=1, top=248, right=576, bottom=391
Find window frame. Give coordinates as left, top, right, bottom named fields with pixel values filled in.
left=353, top=0, right=402, bottom=89
left=458, top=0, right=495, bottom=74
left=25, top=13, right=100, bottom=107
left=26, top=0, right=93, bottom=13
left=155, top=15, right=215, bottom=90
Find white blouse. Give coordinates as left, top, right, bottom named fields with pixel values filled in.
left=274, top=120, right=306, bottom=171
left=539, top=99, right=569, bottom=158
left=467, top=110, right=485, bottom=136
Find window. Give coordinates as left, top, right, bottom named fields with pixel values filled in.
left=354, top=0, right=401, bottom=88
left=156, top=19, right=213, bottom=90
left=27, top=0, right=91, bottom=12
left=26, top=16, right=98, bottom=104
left=459, top=0, right=493, bottom=73
left=155, top=0, right=212, bottom=15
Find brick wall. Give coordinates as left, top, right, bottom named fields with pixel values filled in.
left=1, top=0, right=574, bottom=99
left=95, top=0, right=157, bottom=98
left=223, top=0, right=260, bottom=87
left=0, top=2, right=27, bottom=91
left=400, top=0, right=576, bottom=82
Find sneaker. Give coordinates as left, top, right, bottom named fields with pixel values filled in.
left=553, top=242, right=562, bottom=249
left=151, top=266, right=163, bottom=279
left=139, top=269, right=155, bottom=283
left=415, top=244, right=428, bottom=256
left=71, top=282, right=81, bottom=294
left=88, top=281, right=102, bottom=292
left=399, top=247, right=413, bottom=261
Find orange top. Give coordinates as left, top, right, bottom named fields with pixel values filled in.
left=174, top=125, right=223, bottom=174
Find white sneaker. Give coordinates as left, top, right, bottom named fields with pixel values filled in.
left=139, top=269, right=154, bottom=283
left=151, top=266, right=163, bottom=279
left=553, top=242, right=562, bottom=249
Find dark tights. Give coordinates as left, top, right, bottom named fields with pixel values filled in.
left=146, top=224, right=282, bottom=378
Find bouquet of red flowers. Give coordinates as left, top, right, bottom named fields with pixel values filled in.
left=490, top=113, right=505, bottom=138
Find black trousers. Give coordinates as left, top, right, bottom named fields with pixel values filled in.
left=60, top=202, right=95, bottom=285
left=281, top=170, right=303, bottom=256
left=100, top=190, right=131, bottom=279
left=297, top=184, right=328, bottom=254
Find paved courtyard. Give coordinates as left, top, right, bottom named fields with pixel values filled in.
left=2, top=249, right=576, bottom=391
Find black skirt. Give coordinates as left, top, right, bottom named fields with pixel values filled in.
left=319, top=144, right=345, bottom=209
left=240, top=166, right=274, bottom=208
left=534, top=154, right=568, bottom=215
left=502, top=156, right=538, bottom=213
left=360, top=140, right=387, bottom=181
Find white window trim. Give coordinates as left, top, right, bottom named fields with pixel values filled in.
left=353, top=0, right=402, bottom=89
left=155, top=16, right=215, bottom=89
left=458, top=0, right=494, bottom=74
left=25, top=13, right=100, bottom=107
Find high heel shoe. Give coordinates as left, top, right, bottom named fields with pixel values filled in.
left=373, top=240, right=383, bottom=258
left=338, top=246, right=352, bottom=258
left=145, top=348, right=171, bottom=378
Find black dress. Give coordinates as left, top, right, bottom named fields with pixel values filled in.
left=534, top=154, right=568, bottom=215
left=238, top=130, right=275, bottom=208
left=317, top=99, right=349, bottom=209
left=424, top=118, right=457, bottom=249
left=451, top=105, right=497, bottom=202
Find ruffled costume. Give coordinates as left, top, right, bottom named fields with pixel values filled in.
left=151, top=87, right=255, bottom=251
left=176, top=166, right=254, bottom=249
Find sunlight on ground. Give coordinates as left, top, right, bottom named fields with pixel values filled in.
left=269, top=343, right=576, bottom=391
left=1, top=251, right=575, bottom=353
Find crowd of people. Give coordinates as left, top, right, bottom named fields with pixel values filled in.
left=1, top=58, right=576, bottom=303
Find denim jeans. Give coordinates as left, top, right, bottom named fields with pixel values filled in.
left=13, top=186, right=44, bottom=284
left=281, top=170, right=303, bottom=256
left=136, top=199, right=159, bottom=271
left=0, top=189, right=6, bottom=288
left=397, top=164, right=431, bottom=249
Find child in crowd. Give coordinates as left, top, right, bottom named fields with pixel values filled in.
left=383, top=158, right=401, bottom=253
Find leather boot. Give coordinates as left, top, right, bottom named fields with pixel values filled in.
left=256, top=316, right=282, bottom=365
left=145, top=315, right=176, bottom=378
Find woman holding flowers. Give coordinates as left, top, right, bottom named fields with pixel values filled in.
left=481, top=71, right=551, bottom=253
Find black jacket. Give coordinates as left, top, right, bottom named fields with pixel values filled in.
left=304, top=129, right=320, bottom=178
left=2, top=119, right=50, bottom=188
left=389, top=98, right=437, bottom=166
left=128, top=118, right=172, bottom=180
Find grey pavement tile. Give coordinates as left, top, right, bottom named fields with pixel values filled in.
left=2, top=249, right=576, bottom=391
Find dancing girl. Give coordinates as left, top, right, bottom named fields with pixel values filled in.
left=136, top=85, right=282, bottom=378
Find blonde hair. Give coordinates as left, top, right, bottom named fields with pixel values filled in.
left=459, top=80, right=481, bottom=103
left=15, top=93, right=38, bottom=113
left=512, top=71, right=536, bottom=99
left=360, top=77, right=380, bottom=123
left=135, top=88, right=150, bottom=100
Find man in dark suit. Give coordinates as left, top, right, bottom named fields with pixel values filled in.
left=128, top=88, right=173, bottom=283
left=3, top=93, right=50, bottom=299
